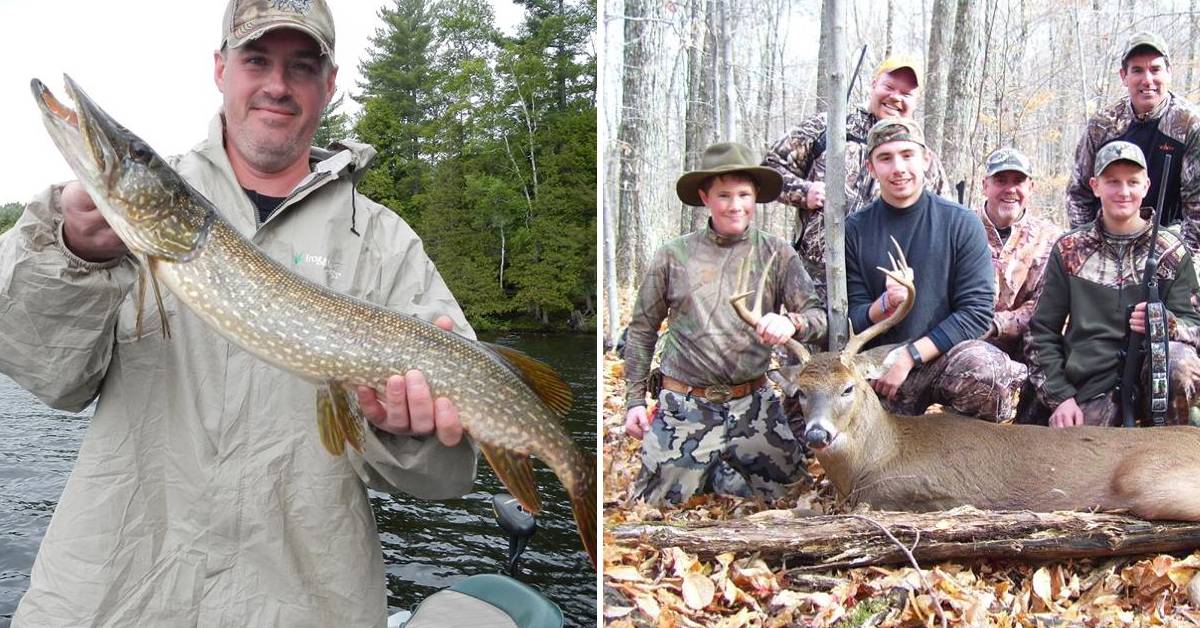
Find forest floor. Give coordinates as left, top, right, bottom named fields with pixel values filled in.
left=601, top=350, right=1200, bottom=627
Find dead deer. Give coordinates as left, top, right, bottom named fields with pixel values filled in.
left=730, top=243, right=1200, bottom=520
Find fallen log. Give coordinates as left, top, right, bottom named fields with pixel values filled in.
left=608, top=507, right=1200, bottom=569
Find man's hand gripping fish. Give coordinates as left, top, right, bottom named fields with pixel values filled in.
left=32, top=76, right=596, bottom=566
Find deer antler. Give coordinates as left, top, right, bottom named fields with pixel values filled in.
left=729, top=250, right=811, bottom=363
left=842, top=236, right=915, bottom=358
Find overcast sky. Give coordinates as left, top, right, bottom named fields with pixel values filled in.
left=0, top=1, right=522, bottom=203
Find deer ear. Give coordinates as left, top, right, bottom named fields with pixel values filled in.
left=767, top=367, right=800, bottom=397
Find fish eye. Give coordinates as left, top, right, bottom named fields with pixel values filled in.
left=129, top=141, right=153, bottom=163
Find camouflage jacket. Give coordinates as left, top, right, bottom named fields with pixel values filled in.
left=972, top=206, right=1062, bottom=359
left=624, top=223, right=827, bottom=408
left=762, top=107, right=948, bottom=296
left=1027, top=212, right=1200, bottom=407
left=1066, top=93, right=1200, bottom=253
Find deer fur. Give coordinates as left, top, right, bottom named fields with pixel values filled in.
left=768, top=354, right=1200, bottom=520
left=733, top=241, right=1200, bottom=521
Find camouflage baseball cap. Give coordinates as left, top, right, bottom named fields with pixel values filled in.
left=675, top=142, right=783, bottom=207
left=222, top=0, right=336, bottom=61
left=874, top=56, right=922, bottom=87
left=1122, top=31, right=1169, bottom=64
left=985, top=147, right=1033, bottom=178
left=1093, top=141, right=1147, bottom=176
left=866, top=118, right=925, bottom=155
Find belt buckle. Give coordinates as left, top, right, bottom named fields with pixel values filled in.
left=705, top=384, right=732, bottom=404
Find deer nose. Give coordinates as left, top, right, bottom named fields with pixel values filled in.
left=804, top=424, right=832, bottom=449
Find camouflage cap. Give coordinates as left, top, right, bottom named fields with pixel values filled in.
left=675, top=142, right=783, bottom=207
left=222, top=0, right=336, bottom=61
left=866, top=118, right=925, bottom=155
left=1122, top=31, right=1169, bottom=64
left=985, top=147, right=1033, bottom=178
left=1093, top=141, right=1147, bottom=176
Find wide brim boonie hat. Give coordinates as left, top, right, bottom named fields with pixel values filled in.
left=675, top=142, right=783, bottom=207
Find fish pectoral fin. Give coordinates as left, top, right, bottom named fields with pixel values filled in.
left=479, top=443, right=541, bottom=514
left=315, top=384, right=365, bottom=456
left=484, top=343, right=573, bottom=417
left=134, top=261, right=148, bottom=340
left=144, top=257, right=172, bottom=339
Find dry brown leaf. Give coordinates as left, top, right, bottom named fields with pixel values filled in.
left=636, top=592, right=662, bottom=620
left=682, top=573, right=715, bottom=610
left=1032, top=565, right=1054, bottom=611
left=608, top=565, right=644, bottom=582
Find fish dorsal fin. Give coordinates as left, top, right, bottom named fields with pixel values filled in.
left=485, top=342, right=573, bottom=417
left=479, top=443, right=541, bottom=514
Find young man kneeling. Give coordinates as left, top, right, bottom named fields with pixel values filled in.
left=1028, top=141, right=1200, bottom=427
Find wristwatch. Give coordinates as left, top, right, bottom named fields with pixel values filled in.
left=905, top=342, right=923, bottom=365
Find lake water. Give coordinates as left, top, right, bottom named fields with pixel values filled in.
left=0, top=332, right=596, bottom=627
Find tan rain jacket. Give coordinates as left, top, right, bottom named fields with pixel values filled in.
left=0, top=115, right=478, bottom=627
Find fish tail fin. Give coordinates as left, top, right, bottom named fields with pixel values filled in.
left=315, top=384, right=364, bottom=456
left=481, top=443, right=541, bottom=514
left=568, top=450, right=597, bottom=568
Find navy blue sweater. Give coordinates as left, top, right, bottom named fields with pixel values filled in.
left=845, top=191, right=995, bottom=352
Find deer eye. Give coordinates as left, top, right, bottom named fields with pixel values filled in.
left=841, top=383, right=855, bottom=396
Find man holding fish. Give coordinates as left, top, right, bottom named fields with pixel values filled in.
left=0, top=1, right=487, bottom=625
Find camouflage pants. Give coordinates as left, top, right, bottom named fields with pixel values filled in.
left=1027, top=341, right=1200, bottom=427
left=633, top=386, right=801, bottom=506
left=885, top=339, right=1027, bottom=422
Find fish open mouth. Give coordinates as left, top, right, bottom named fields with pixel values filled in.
left=32, top=79, right=79, bottom=130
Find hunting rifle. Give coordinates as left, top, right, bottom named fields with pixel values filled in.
left=1119, top=153, right=1172, bottom=427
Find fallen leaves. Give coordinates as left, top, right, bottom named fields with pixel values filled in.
left=603, top=349, right=1200, bottom=626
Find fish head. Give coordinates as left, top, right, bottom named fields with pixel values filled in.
left=33, top=75, right=211, bottom=261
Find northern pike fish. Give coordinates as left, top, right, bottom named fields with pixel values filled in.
left=33, top=75, right=596, bottom=566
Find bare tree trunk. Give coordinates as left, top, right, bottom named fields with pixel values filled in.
left=814, top=0, right=831, bottom=114
left=616, top=0, right=653, bottom=287
left=719, top=0, right=736, bottom=141
left=610, top=509, right=1200, bottom=569
left=940, top=0, right=981, bottom=184
left=885, top=0, right=895, bottom=57
left=1073, top=5, right=1089, bottom=126
left=923, top=0, right=956, bottom=156
left=683, top=0, right=716, bottom=234
left=1189, top=0, right=1198, bottom=95
left=824, top=0, right=849, bottom=352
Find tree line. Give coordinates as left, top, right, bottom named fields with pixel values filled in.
left=345, top=0, right=596, bottom=331
left=602, top=0, right=1200, bottom=343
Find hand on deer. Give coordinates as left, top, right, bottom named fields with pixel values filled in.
left=756, top=312, right=797, bottom=345
left=871, top=273, right=911, bottom=323
left=1049, top=397, right=1084, bottom=428
left=871, top=348, right=915, bottom=400
left=625, top=406, right=652, bottom=439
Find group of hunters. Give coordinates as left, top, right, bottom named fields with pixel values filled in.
left=623, top=31, right=1200, bottom=506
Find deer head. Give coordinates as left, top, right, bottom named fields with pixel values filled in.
left=730, top=239, right=914, bottom=454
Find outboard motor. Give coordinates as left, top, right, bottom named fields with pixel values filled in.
left=491, top=492, right=536, bottom=575
left=388, top=492, right=563, bottom=628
